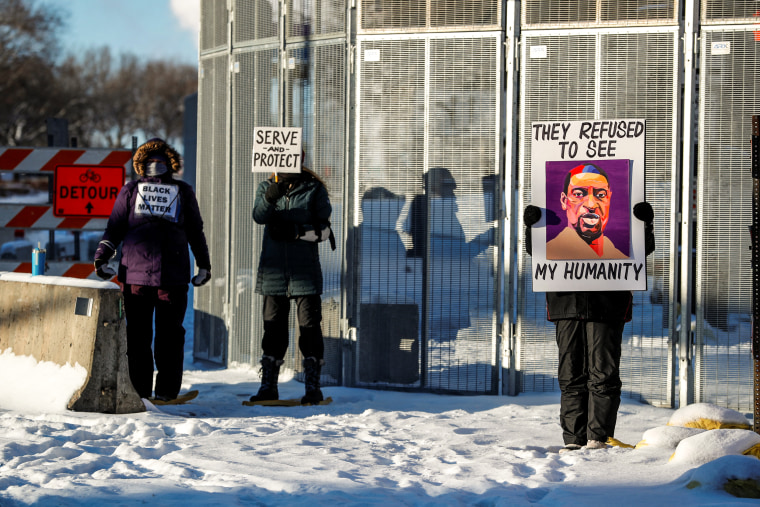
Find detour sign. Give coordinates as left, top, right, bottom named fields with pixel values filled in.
left=54, top=165, right=125, bottom=218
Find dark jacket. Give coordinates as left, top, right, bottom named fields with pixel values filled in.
left=96, top=173, right=211, bottom=286
left=253, top=172, right=332, bottom=296
left=546, top=290, right=633, bottom=323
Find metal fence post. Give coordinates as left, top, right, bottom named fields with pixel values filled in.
left=752, top=114, right=759, bottom=434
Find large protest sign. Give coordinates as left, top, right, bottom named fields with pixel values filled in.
left=251, top=127, right=302, bottom=174
left=530, top=119, right=646, bottom=292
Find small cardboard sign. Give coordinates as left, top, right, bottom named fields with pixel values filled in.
left=252, top=127, right=302, bottom=174
left=135, top=182, right=180, bottom=222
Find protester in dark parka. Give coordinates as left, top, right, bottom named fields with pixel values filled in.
left=250, top=166, right=333, bottom=405
left=93, top=138, right=211, bottom=401
left=523, top=201, right=655, bottom=453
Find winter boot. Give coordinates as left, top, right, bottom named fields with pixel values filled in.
left=249, top=355, right=283, bottom=402
left=583, top=439, right=609, bottom=450
left=559, top=443, right=582, bottom=454
left=301, top=356, right=325, bottom=405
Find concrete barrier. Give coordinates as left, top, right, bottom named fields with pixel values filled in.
left=0, top=273, right=145, bottom=413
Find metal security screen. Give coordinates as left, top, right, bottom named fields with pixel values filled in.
left=518, top=28, right=679, bottom=407
left=234, top=0, right=279, bottom=43
left=522, top=0, right=677, bottom=27
left=228, top=47, right=280, bottom=367
left=356, top=33, right=501, bottom=393
left=288, top=0, right=345, bottom=37
left=222, top=0, right=346, bottom=386
left=702, top=0, right=760, bottom=22
left=285, top=38, right=346, bottom=384
left=359, top=1, right=500, bottom=32
left=696, top=27, right=760, bottom=411
left=200, top=0, right=229, bottom=52
left=195, top=54, right=230, bottom=363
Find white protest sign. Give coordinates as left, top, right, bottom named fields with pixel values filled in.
left=251, top=127, right=302, bottom=174
left=135, top=183, right=180, bottom=222
left=529, top=119, right=647, bottom=292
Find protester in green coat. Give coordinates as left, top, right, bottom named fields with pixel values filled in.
left=250, top=167, right=333, bottom=405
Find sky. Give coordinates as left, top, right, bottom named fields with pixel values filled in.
left=45, top=0, right=200, bottom=66
left=0, top=273, right=759, bottom=505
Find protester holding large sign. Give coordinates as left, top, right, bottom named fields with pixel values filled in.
left=249, top=127, right=335, bottom=406
left=93, top=138, right=211, bottom=403
left=523, top=119, right=655, bottom=453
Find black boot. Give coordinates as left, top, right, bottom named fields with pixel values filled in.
left=301, top=356, right=325, bottom=405
left=249, top=356, right=282, bottom=402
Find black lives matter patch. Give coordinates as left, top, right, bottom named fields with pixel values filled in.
left=136, top=183, right=180, bottom=222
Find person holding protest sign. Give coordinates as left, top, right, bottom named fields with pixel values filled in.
left=523, top=200, right=655, bottom=453
left=93, top=138, right=211, bottom=402
left=249, top=162, right=334, bottom=405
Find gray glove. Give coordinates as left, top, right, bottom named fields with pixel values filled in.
left=192, top=268, right=211, bottom=287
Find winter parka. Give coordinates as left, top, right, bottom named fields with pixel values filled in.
left=546, top=290, right=633, bottom=323
left=95, top=139, right=211, bottom=287
left=252, top=172, right=332, bottom=296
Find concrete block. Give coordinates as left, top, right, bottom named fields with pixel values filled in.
left=0, top=273, right=144, bottom=413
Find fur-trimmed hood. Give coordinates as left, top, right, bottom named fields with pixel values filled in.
left=133, top=138, right=182, bottom=176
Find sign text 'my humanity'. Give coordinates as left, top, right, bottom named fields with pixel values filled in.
left=54, top=165, right=124, bottom=218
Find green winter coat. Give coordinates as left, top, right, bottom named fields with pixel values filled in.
left=252, top=172, right=332, bottom=296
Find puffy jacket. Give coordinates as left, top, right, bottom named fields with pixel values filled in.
left=96, top=173, right=211, bottom=286
left=546, top=290, right=632, bottom=323
left=253, top=172, right=332, bottom=296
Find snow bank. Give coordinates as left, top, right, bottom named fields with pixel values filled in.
left=0, top=271, right=119, bottom=290
left=670, top=429, right=760, bottom=465
left=667, top=402, right=751, bottom=430
left=636, top=425, right=705, bottom=449
left=0, top=349, right=87, bottom=412
left=680, top=455, right=760, bottom=499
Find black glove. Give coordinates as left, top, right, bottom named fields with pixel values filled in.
left=93, top=240, right=117, bottom=280
left=192, top=268, right=211, bottom=287
left=95, top=263, right=116, bottom=280
left=633, top=202, right=654, bottom=225
left=264, top=180, right=287, bottom=204
left=644, top=222, right=655, bottom=256
left=524, top=205, right=542, bottom=227
left=633, top=202, right=655, bottom=256
left=523, top=206, right=541, bottom=256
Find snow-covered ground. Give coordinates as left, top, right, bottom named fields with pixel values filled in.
left=1, top=307, right=759, bottom=506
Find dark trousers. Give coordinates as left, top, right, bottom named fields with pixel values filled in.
left=123, top=284, right=188, bottom=399
left=555, top=319, right=624, bottom=445
left=262, top=294, right=324, bottom=361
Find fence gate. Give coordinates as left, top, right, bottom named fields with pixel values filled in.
left=694, top=1, right=760, bottom=412
left=205, top=0, right=347, bottom=386
left=515, top=2, right=681, bottom=407
left=195, top=1, right=231, bottom=364
left=354, top=0, right=503, bottom=393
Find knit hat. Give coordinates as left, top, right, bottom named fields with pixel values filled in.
left=133, top=138, right=181, bottom=176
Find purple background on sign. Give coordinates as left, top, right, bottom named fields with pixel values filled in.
left=545, top=159, right=631, bottom=257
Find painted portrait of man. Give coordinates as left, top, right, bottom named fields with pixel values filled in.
left=545, top=160, right=630, bottom=260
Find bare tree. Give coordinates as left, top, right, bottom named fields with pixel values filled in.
left=135, top=60, right=198, bottom=147
left=0, top=1, right=198, bottom=149
left=0, top=0, right=67, bottom=145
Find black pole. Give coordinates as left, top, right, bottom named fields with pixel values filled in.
left=752, top=114, right=759, bottom=435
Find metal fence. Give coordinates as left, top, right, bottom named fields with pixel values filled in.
left=695, top=2, right=760, bottom=411
left=195, top=0, right=759, bottom=411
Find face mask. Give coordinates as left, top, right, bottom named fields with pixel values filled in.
left=145, top=161, right=168, bottom=176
